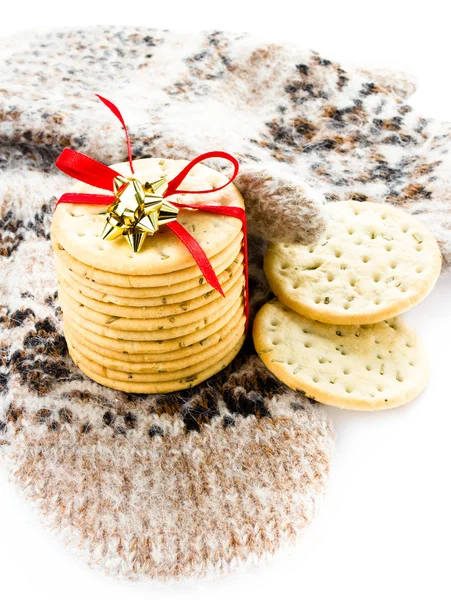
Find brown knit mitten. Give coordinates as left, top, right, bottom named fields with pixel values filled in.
left=1, top=25, right=450, bottom=581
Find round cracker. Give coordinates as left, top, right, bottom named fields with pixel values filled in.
left=61, top=297, right=244, bottom=355
left=51, top=230, right=243, bottom=288
left=265, top=200, right=441, bottom=325
left=58, top=273, right=244, bottom=332
left=52, top=157, right=244, bottom=275
left=253, top=298, right=428, bottom=410
left=66, top=323, right=244, bottom=381
left=56, top=252, right=243, bottom=305
left=64, top=310, right=246, bottom=366
left=67, top=336, right=245, bottom=393
left=59, top=290, right=244, bottom=342
left=57, top=263, right=244, bottom=318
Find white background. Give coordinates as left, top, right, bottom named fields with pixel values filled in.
left=1, top=2, right=450, bottom=599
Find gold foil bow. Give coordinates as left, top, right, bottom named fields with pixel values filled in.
left=101, top=174, right=179, bottom=252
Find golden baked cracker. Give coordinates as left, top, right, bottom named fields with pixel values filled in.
left=66, top=323, right=245, bottom=380
left=265, top=201, right=441, bottom=324
left=253, top=299, right=428, bottom=410
left=58, top=274, right=244, bottom=332
left=56, top=252, right=243, bottom=305
left=61, top=299, right=245, bottom=358
left=57, top=263, right=244, bottom=318
left=64, top=312, right=246, bottom=368
left=59, top=291, right=244, bottom=343
left=67, top=337, right=245, bottom=393
left=52, top=158, right=244, bottom=275
left=52, top=230, right=243, bottom=288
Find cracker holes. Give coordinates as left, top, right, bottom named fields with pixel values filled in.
left=318, top=357, right=327, bottom=364
left=416, top=265, right=424, bottom=274
left=314, top=297, right=321, bottom=304
left=327, top=273, right=335, bottom=282
left=271, top=320, right=280, bottom=327
left=304, top=341, right=312, bottom=349
left=380, top=213, right=387, bottom=220
left=366, top=365, right=372, bottom=371
left=373, top=273, right=381, bottom=283
left=334, top=249, right=342, bottom=258
left=343, top=303, right=350, bottom=310
left=390, top=261, right=398, bottom=269
left=362, top=255, right=369, bottom=263
left=272, top=339, right=281, bottom=346
left=345, top=386, right=353, bottom=394
left=385, top=244, right=393, bottom=252
left=374, top=299, right=381, bottom=305
left=343, top=368, right=350, bottom=375
left=312, top=376, right=319, bottom=383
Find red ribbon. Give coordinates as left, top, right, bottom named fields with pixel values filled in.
left=54, top=96, right=249, bottom=329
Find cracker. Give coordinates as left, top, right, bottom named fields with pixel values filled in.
left=67, top=337, right=245, bottom=393
left=253, top=298, right=428, bottom=410
left=66, top=324, right=244, bottom=381
left=58, top=274, right=244, bottom=332
left=57, top=263, right=244, bottom=318
left=265, top=200, right=441, bottom=324
left=59, top=291, right=244, bottom=342
left=61, top=298, right=244, bottom=355
left=64, top=311, right=246, bottom=367
left=51, top=231, right=243, bottom=288
left=56, top=252, right=243, bottom=304
left=52, top=158, right=245, bottom=275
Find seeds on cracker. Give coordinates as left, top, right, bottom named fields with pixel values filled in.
left=253, top=299, right=428, bottom=411
left=264, top=200, right=441, bottom=324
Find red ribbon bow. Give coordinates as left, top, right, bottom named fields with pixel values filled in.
left=55, top=95, right=249, bottom=328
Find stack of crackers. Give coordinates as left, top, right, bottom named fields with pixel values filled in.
left=51, top=158, right=246, bottom=393
left=254, top=201, right=441, bottom=410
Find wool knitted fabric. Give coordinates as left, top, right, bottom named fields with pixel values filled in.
left=0, top=25, right=447, bottom=580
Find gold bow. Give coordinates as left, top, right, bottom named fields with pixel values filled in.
left=101, top=175, right=179, bottom=253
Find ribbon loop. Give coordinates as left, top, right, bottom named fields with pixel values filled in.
left=164, top=151, right=240, bottom=198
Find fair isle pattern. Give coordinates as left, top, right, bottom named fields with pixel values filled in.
left=0, top=24, right=447, bottom=580
left=1, top=27, right=451, bottom=261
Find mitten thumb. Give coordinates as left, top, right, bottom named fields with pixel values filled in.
left=235, top=163, right=327, bottom=245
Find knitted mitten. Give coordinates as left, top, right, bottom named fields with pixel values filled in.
left=0, top=26, right=449, bottom=580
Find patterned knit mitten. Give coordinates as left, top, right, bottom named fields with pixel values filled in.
left=0, top=25, right=447, bottom=581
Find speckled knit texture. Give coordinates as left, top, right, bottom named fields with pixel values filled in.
left=0, top=24, right=447, bottom=581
